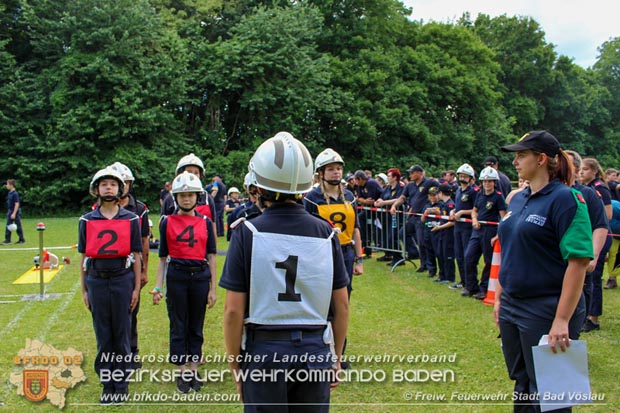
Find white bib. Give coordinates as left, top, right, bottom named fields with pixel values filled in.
left=244, top=221, right=334, bottom=326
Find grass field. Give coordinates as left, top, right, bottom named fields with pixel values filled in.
left=1, top=217, right=619, bottom=412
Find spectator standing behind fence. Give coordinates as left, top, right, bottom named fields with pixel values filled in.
left=495, top=131, right=592, bottom=412
left=449, top=164, right=479, bottom=290
left=78, top=167, right=142, bottom=404
left=421, top=187, right=442, bottom=279
left=353, top=170, right=382, bottom=257
left=462, top=167, right=506, bottom=299
left=3, top=179, right=25, bottom=244
left=578, top=157, right=612, bottom=333
left=374, top=168, right=405, bottom=265
left=483, top=156, right=512, bottom=197
left=391, top=165, right=439, bottom=273
left=434, top=184, right=456, bottom=284
left=150, top=171, right=217, bottom=393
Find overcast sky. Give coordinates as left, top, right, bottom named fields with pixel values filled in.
left=402, top=0, right=619, bottom=68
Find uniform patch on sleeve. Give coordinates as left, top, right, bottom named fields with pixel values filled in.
left=575, top=192, right=586, bottom=204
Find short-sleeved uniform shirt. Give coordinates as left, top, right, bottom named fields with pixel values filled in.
left=588, top=179, right=612, bottom=209
left=303, top=187, right=359, bottom=246
left=380, top=182, right=405, bottom=202
left=7, top=190, right=19, bottom=213
left=573, top=183, right=609, bottom=231
left=422, top=201, right=442, bottom=230
left=497, top=171, right=512, bottom=197
left=401, top=177, right=440, bottom=214
left=355, top=178, right=383, bottom=201
left=159, top=212, right=216, bottom=271
left=123, top=194, right=150, bottom=238
left=78, top=206, right=143, bottom=271
left=498, top=180, right=593, bottom=298
left=474, top=190, right=506, bottom=223
left=219, top=202, right=349, bottom=330
left=454, top=185, right=480, bottom=228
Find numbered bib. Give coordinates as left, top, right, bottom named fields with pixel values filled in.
left=85, top=220, right=131, bottom=258
left=317, top=203, right=355, bottom=245
left=244, top=222, right=333, bottom=326
left=166, top=215, right=208, bottom=261
left=195, top=203, right=213, bottom=220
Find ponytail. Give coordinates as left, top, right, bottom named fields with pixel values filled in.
left=548, top=150, right=574, bottom=186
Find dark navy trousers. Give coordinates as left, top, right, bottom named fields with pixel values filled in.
left=499, top=292, right=585, bottom=413
left=165, top=264, right=211, bottom=365
left=87, top=271, right=134, bottom=391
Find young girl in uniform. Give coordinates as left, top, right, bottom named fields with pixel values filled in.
left=151, top=171, right=217, bottom=393
left=579, top=157, right=612, bottom=331
left=79, top=167, right=142, bottom=404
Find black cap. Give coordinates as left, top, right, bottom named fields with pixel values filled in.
left=345, top=173, right=354, bottom=182
left=428, top=186, right=439, bottom=195
left=354, top=170, right=367, bottom=180
left=438, top=184, right=453, bottom=194
left=483, top=156, right=498, bottom=165
left=407, top=165, right=424, bottom=173
left=501, top=130, right=561, bottom=157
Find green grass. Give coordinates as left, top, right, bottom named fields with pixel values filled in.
left=1, top=217, right=619, bottom=412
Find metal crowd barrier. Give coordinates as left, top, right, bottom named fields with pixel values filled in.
left=357, top=205, right=417, bottom=272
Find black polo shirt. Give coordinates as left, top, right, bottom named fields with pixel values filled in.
left=402, top=177, right=440, bottom=213
left=474, top=190, right=506, bottom=223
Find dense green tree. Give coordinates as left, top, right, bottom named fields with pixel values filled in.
left=199, top=5, right=334, bottom=154
left=468, top=14, right=556, bottom=135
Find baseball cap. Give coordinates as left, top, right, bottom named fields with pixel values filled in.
left=354, top=170, right=367, bottom=180
left=428, top=186, right=439, bottom=195
left=407, top=165, right=424, bottom=173
left=438, top=184, right=453, bottom=194
left=345, top=173, right=354, bottom=182
left=501, top=130, right=561, bottom=157
left=483, top=156, right=498, bottom=165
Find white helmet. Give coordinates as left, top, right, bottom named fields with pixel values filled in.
left=479, top=166, right=499, bottom=181
left=108, top=162, right=135, bottom=181
left=171, top=171, right=205, bottom=194
left=243, top=172, right=254, bottom=189
left=456, top=163, right=475, bottom=178
left=227, top=187, right=240, bottom=196
left=376, top=173, right=388, bottom=184
left=249, top=132, right=314, bottom=194
left=89, top=167, right=125, bottom=197
left=314, top=148, right=344, bottom=171
left=7, top=223, right=17, bottom=232
left=176, top=153, right=204, bottom=176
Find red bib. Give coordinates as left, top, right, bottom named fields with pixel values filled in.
left=85, top=220, right=131, bottom=258
left=195, top=203, right=213, bottom=220
left=166, top=215, right=208, bottom=260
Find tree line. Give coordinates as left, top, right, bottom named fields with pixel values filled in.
left=1, top=0, right=619, bottom=213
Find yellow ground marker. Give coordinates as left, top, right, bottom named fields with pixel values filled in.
left=13, top=266, right=64, bottom=285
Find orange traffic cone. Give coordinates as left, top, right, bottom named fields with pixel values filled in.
left=483, top=240, right=501, bottom=306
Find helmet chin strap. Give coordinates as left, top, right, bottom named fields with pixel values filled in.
left=324, top=179, right=341, bottom=186
left=100, top=195, right=120, bottom=203
left=178, top=204, right=196, bottom=212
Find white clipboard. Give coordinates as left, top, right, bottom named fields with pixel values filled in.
left=531, top=335, right=591, bottom=412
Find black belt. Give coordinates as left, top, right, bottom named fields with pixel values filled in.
left=172, top=263, right=207, bottom=273
left=90, top=268, right=132, bottom=279
left=251, top=328, right=324, bottom=341
left=341, top=244, right=353, bottom=251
